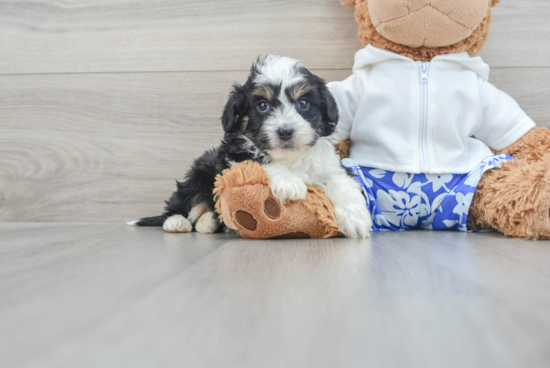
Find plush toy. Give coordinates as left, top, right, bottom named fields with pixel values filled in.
left=214, top=161, right=341, bottom=239
left=215, top=0, right=550, bottom=240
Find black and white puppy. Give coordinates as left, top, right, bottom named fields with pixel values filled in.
left=129, top=55, right=372, bottom=238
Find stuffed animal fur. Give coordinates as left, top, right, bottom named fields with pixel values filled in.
left=214, top=161, right=341, bottom=239
left=215, top=0, right=550, bottom=240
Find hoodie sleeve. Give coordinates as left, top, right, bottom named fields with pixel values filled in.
left=474, top=79, right=536, bottom=151
left=327, top=73, right=364, bottom=141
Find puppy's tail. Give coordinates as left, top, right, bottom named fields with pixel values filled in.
left=127, top=215, right=166, bottom=227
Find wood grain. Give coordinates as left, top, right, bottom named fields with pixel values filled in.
left=0, top=70, right=349, bottom=222
left=1, top=0, right=549, bottom=75
left=479, top=0, right=550, bottom=67
left=0, top=0, right=362, bottom=74
left=1, top=224, right=549, bottom=368
left=1, top=68, right=549, bottom=222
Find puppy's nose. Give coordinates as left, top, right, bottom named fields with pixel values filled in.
left=277, top=127, right=294, bottom=141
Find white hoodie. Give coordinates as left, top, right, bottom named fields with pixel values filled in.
left=328, top=45, right=536, bottom=174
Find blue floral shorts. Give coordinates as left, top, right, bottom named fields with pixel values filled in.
left=342, top=155, right=513, bottom=232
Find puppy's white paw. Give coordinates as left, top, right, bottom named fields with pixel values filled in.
left=270, top=176, right=308, bottom=203
left=163, top=215, right=192, bottom=233
left=336, top=206, right=373, bottom=239
left=195, top=212, right=219, bottom=234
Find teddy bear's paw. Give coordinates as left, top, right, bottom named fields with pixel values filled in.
left=270, top=176, right=308, bottom=203
left=195, top=211, right=220, bottom=234
left=163, top=214, right=193, bottom=233
left=336, top=205, right=373, bottom=239
left=233, top=198, right=282, bottom=231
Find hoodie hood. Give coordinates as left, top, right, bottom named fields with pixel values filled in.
left=353, top=45, right=490, bottom=82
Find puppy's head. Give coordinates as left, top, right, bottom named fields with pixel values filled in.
left=221, top=55, right=339, bottom=160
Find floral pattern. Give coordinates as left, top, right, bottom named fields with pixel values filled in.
left=342, top=155, right=512, bottom=232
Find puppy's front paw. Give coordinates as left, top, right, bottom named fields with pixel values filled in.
left=270, top=176, right=308, bottom=203
left=336, top=206, right=373, bottom=239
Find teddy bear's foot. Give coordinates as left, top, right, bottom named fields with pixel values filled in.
left=469, top=154, right=550, bottom=240
left=214, top=161, right=341, bottom=239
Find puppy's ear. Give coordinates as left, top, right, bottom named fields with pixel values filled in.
left=491, top=0, right=500, bottom=7
left=340, top=0, right=357, bottom=8
left=320, top=87, right=339, bottom=136
left=221, top=85, right=247, bottom=134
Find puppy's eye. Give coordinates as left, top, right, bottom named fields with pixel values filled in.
left=257, top=101, right=270, bottom=113
left=297, top=98, right=310, bottom=111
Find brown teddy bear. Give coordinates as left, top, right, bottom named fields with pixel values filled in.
left=215, top=0, right=550, bottom=240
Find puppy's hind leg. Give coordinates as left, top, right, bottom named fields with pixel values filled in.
left=187, top=202, right=209, bottom=224
left=187, top=203, right=221, bottom=233
left=161, top=200, right=204, bottom=234
left=162, top=200, right=211, bottom=234
left=138, top=191, right=197, bottom=233
left=195, top=211, right=221, bottom=234
left=163, top=214, right=193, bottom=233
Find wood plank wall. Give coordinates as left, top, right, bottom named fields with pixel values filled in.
left=1, top=0, right=549, bottom=222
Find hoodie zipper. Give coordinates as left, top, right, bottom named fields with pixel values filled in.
left=416, top=61, right=431, bottom=173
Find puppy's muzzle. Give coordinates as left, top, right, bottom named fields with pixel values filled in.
left=277, top=127, right=294, bottom=142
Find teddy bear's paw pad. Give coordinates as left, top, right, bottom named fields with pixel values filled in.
left=163, top=214, right=192, bottom=233
left=235, top=210, right=257, bottom=231
left=195, top=211, right=219, bottom=234
left=264, top=198, right=281, bottom=220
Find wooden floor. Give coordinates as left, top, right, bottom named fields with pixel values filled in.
left=1, top=223, right=550, bottom=368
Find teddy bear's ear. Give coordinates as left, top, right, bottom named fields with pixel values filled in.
left=340, top=0, right=357, bottom=8
left=491, top=0, right=500, bottom=6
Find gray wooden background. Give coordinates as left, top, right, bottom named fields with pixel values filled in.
left=1, top=0, right=549, bottom=223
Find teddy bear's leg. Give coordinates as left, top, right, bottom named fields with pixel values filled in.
left=214, top=161, right=340, bottom=239
left=494, top=127, right=550, bottom=162
left=469, top=153, right=550, bottom=239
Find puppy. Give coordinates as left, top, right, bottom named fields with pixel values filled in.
left=129, top=55, right=372, bottom=238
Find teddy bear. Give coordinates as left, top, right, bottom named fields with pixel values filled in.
left=214, top=0, right=550, bottom=240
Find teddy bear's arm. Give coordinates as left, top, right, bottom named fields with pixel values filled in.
left=494, top=127, right=550, bottom=160
left=334, top=139, right=351, bottom=160
left=475, top=80, right=536, bottom=151
left=327, top=74, right=364, bottom=142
